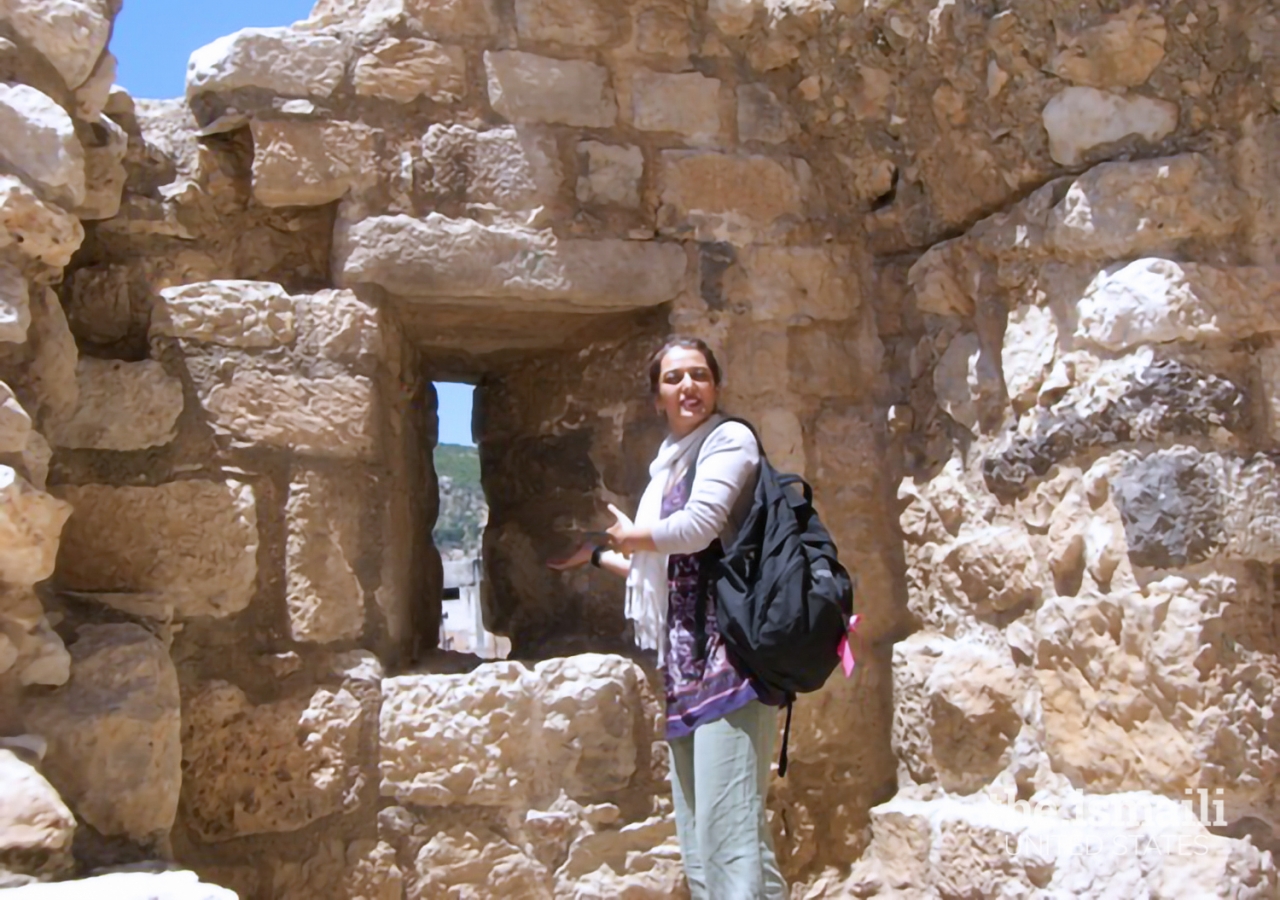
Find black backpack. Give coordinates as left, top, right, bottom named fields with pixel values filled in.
left=691, top=418, right=857, bottom=776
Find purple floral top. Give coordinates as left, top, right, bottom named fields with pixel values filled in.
left=662, top=466, right=782, bottom=740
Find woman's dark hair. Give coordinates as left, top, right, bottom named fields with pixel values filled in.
left=646, top=337, right=722, bottom=395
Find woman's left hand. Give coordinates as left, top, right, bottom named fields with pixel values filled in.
left=606, top=504, right=639, bottom=553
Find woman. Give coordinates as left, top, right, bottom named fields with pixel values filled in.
left=549, top=337, right=787, bottom=900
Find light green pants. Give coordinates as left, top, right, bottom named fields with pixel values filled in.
left=668, top=700, right=788, bottom=900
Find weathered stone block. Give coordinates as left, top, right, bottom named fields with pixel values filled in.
left=0, top=467, right=71, bottom=586
left=74, top=48, right=117, bottom=121
left=657, top=151, right=807, bottom=243
left=1048, top=7, right=1166, bottom=89
left=0, top=264, right=30, bottom=344
left=77, top=115, right=128, bottom=221
left=1047, top=154, right=1242, bottom=258
left=298, top=289, right=383, bottom=365
left=380, top=654, right=643, bottom=807
left=412, top=826, right=551, bottom=898
left=181, top=682, right=363, bottom=841
left=336, top=214, right=687, bottom=309
left=0, top=0, right=114, bottom=89
left=353, top=37, right=466, bottom=104
left=515, top=0, right=617, bottom=46
left=421, top=123, right=561, bottom=212
left=1221, top=454, right=1280, bottom=563
left=485, top=51, right=617, bottom=127
left=0, top=383, right=32, bottom=454
left=631, top=71, right=721, bottom=142
left=1076, top=260, right=1280, bottom=351
left=251, top=119, right=376, bottom=208
left=726, top=244, right=859, bottom=322
left=737, top=83, right=797, bottom=144
left=404, top=0, right=498, bottom=38
left=0, top=84, right=85, bottom=209
left=49, top=359, right=184, bottom=451
left=53, top=480, right=259, bottom=618
left=286, top=467, right=365, bottom=644
left=0, top=749, right=75, bottom=879
left=155, top=280, right=296, bottom=348
left=199, top=368, right=377, bottom=459
left=0, top=176, right=84, bottom=268
left=25, top=287, right=79, bottom=429
left=1111, top=447, right=1222, bottom=568
left=1042, top=86, right=1178, bottom=167
left=1001, top=304, right=1057, bottom=412
left=23, top=624, right=181, bottom=841
left=63, top=266, right=135, bottom=343
left=576, top=141, right=643, bottom=208
left=187, top=27, right=348, bottom=98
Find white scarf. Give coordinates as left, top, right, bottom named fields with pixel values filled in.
left=625, top=413, right=724, bottom=666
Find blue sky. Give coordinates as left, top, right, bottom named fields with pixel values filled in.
left=110, top=1, right=476, bottom=447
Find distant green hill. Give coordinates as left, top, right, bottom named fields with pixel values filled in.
left=434, top=444, right=486, bottom=554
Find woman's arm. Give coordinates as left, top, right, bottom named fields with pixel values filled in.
left=546, top=543, right=631, bottom=578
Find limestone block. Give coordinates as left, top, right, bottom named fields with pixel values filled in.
left=0, top=749, right=75, bottom=879
left=77, top=115, right=128, bottom=221
left=251, top=119, right=376, bottom=208
left=0, top=264, right=30, bottom=344
left=21, top=432, right=51, bottom=493
left=0, top=0, right=113, bottom=89
left=1075, top=260, right=1280, bottom=351
left=1221, top=454, right=1280, bottom=564
left=1110, top=447, right=1221, bottom=569
left=335, top=214, right=687, bottom=309
left=632, top=0, right=692, bottom=59
left=1047, top=154, right=1242, bottom=258
left=0, top=467, right=71, bottom=585
left=0, top=176, right=84, bottom=268
left=187, top=28, right=349, bottom=98
left=14, top=617, right=71, bottom=687
left=3, top=871, right=239, bottom=899
left=25, top=288, right=79, bottom=428
left=1042, top=87, right=1178, bottom=167
left=404, top=0, right=498, bottom=38
left=758, top=407, right=805, bottom=474
left=74, top=49, right=116, bottom=120
left=726, top=244, right=859, bottom=323
left=906, top=241, right=974, bottom=317
left=515, top=0, right=617, bottom=46
left=286, top=467, right=365, bottom=644
left=0, top=383, right=32, bottom=454
left=1001, top=304, right=1057, bottom=412
left=155, top=280, right=296, bottom=348
left=298, top=289, right=383, bottom=364
left=22, top=624, right=181, bottom=841
left=631, top=71, right=721, bottom=142
left=707, top=0, right=755, bottom=35
left=412, top=826, right=551, bottom=898
left=737, top=83, right=797, bottom=144
left=66, top=265, right=132, bottom=344
left=380, top=654, right=643, bottom=807
left=353, top=37, right=466, bottom=103
left=485, top=51, right=617, bottom=127
left=421, top=123, right=561, bottom=212
left=0, top=84, right=85, bottom=209
left=1048, top=7, right=1166, bottom=88
left=53, top=480, right=259, bottom=618
left=937, top=525, right=1040, bottom=614
left=271, top=838, right=404, bottom=900
left=199, top=368, right=377, bottom=459
left=657, top=151, right=807, bottom=243
left=576, top=141, right=643, bottom=208
left=181, top=682, right=364, bottom=841
left=933, top=333, right=981, bottom=431
left=49, top=358, right=184, bottom=451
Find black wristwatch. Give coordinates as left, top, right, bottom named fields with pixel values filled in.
left=590, top=545, right=605, bottom=568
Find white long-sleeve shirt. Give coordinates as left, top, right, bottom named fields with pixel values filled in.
left=650, top=421, right=760, bottom=555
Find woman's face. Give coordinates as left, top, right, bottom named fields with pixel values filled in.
left=655, top=347, right=718, bottom=438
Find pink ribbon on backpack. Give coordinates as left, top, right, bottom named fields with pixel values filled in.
left=837, top=614, right=861, bottom=678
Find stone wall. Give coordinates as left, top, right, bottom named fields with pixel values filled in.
left=1, top=0, right=1279, bottom=896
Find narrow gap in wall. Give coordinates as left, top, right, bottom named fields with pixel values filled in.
left=432, top=381, right=508, bottom=659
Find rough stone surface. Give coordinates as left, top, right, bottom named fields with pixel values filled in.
left=0, top=264, right=30, bottom=345
left=421, top=123, right=561, bottom=213
left=187, top=27, right=349, bottom=99
left=77, top=114, right=128, bottom=220
left=576, top=141, right=643, bottom=208
left=485, top=51, right=617, bottom=127
left=0, top=382, right=33, bottom=454
left=0, top=0, right=114, bottom=89
left=0, top=84, right=85, bottom=209
left=737, top=83, right=797, bottom=144
left=1048, top=7, right=1167, bottom=88
left=155, top=280, right=296, bottom=347
left=352, top=37, right=466, bottom=104
left=0, top=749, right=75, bottom=880
left=53, top=480, right=259, bottom=618
left=631, top=71, right=721, bottom=142
left=49, top=358, right=184, bottom=451
left=0, top=176, right=84, bottom=268
left=1042, top=86, right=1179, bottom=166
left=197, top=368, right=377, bottom=459
left=23, top=624, right=182, bottom=842
left=250, top=119, right=376, bottom=208
left=0, top=467, right=71, bottom=586
left=336, top=215, right=687, bottom=308
left=514, top=0, right=616, bottom=46
left=286, top=467, right=365, bottom=644
left=181, top=681, right=364, bottom=841
left=657, top=151, right=807, bottom=242
left=380, top=654, right=642, bottom=807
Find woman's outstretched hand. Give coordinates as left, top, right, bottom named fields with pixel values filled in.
left=547, top=542, right=595, bottom=571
